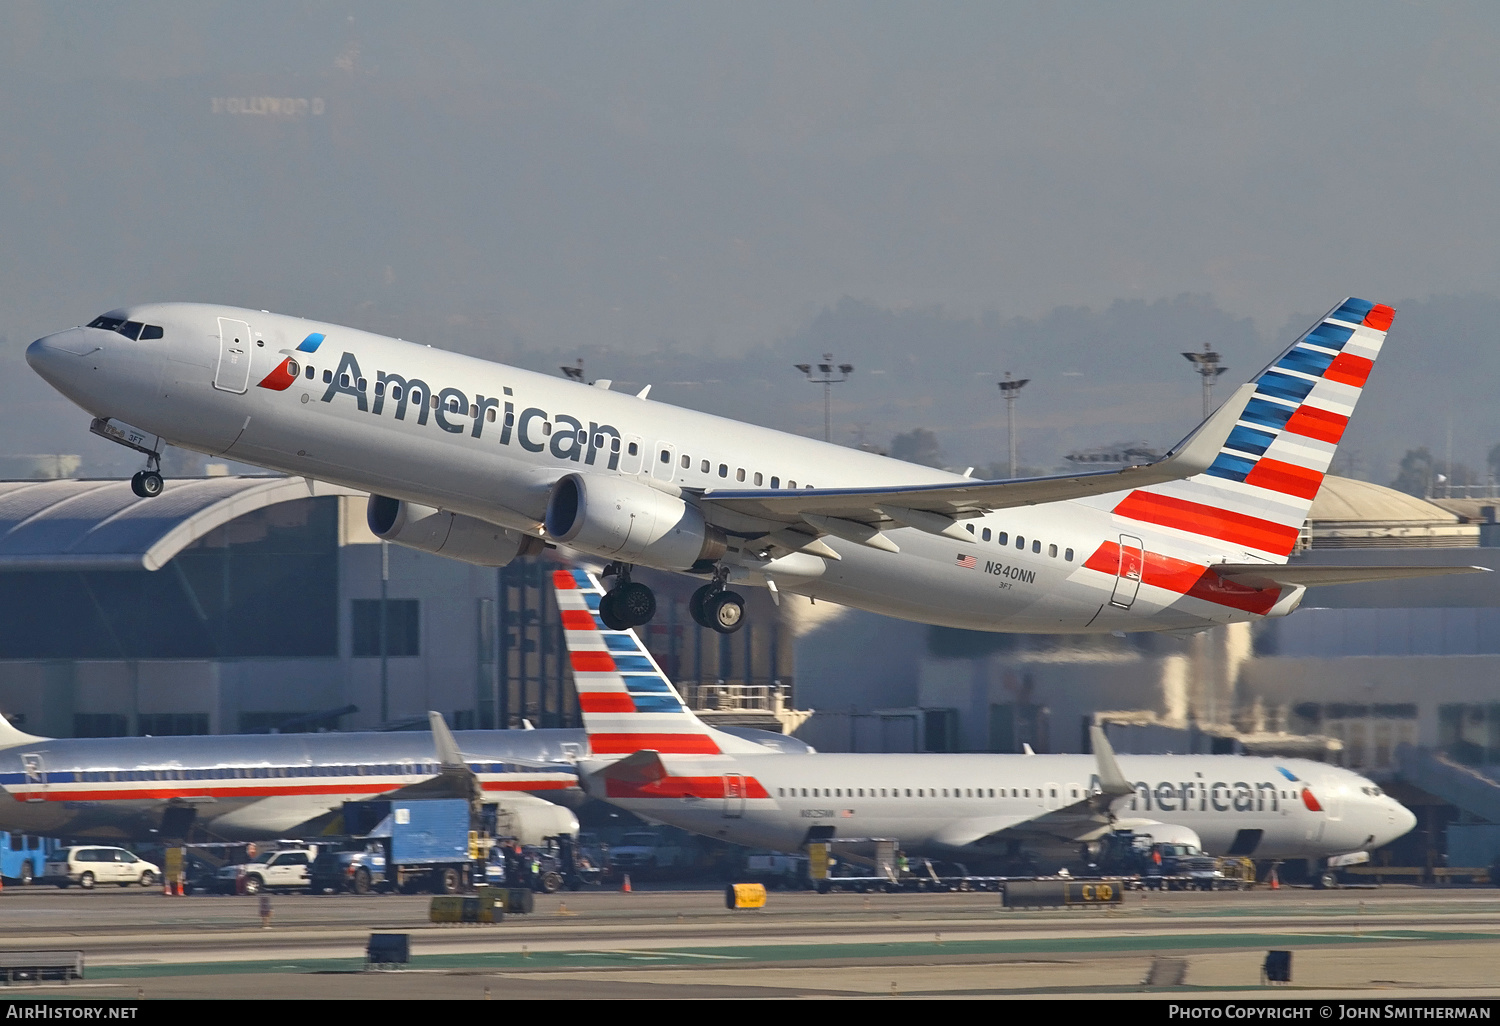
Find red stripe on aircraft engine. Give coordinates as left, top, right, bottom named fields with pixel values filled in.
left=577, top=692, right=637, bottom=713
left=589, top=733, right=722, bottom=755
left=1242, top=458, right=1324, bottom=500
left=560, top=609, right=596, bottom=630
left=604, top=774, right=769, bottom=800
left=1282, top=405, right=1349, bottom=445
left=1111, top=491, right=1301, bottom=556
left=1083, top=542, right=1280, bottom=615
left=569, top=651, right=616, bottom=672
left=1322, top=352, right=1374, bottom=388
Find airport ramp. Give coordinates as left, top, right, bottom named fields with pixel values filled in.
left=1396, top=745, right=1500, bottom=824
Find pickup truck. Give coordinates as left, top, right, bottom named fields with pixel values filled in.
left=608, top=832, right=687, bottom=876
left=216, top=847, right=318, bottom=895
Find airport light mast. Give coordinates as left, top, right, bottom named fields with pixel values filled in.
left=998, top=372, right=1029, bottom=479
left=1182, top=343, right=1228, bottom=418
left=795, top=354, right=854, bottom=443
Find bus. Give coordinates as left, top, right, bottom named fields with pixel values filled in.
left=1, top=831, right=59, bottom=884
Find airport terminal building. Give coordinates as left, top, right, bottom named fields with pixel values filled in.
left=0, top=475, right=796, bottom=738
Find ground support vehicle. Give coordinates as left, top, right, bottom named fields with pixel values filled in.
left=606, top=831, right=688, bottom=879
left=0, top=832, right=57, bottom=885
left=1092, top=831, right=1242, bottom=891
left=311, top=799, right=483, bottom=896
left=44, top=846, right=160, bottom=889
left=215, top=846, right=318, bottom=895
left=745, top=851, right=810, bottom=890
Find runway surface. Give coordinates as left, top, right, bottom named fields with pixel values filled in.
left=1, top=884, right=1498, bottom=999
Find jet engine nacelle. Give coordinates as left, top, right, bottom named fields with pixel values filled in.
left=367, top=496, right=545, bottom=567
left=544, top=473, right=726, bottom=570
left=493, top=796, right=581, bottom=847
left=1131, top=822, right=1204, bottom=850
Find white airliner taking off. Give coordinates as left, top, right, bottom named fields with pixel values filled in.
left=553, top=569, right=1416, bottom=868
left=25, top=299, right=1482, bottom=636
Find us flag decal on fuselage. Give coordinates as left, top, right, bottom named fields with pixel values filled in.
left=956, top=553, right=977, bottom=569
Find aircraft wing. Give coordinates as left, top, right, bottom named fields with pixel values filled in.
left=1212, top=563, right=1491, bottom=589
left=695, top=384, right=1254, bottom=538
left=932, top=726, right=1139, bottom=849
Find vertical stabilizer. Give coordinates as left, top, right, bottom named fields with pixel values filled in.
left=551, top=568, right=767, bottom=757
left=0, top=710, right=48, bottom=750
left=1110, top=298, right=1394, bottom=562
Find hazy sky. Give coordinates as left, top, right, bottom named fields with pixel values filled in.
left=4, top=2, right=1500, bottom=477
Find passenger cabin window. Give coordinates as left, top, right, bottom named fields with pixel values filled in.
left=699, top=459, right=709, bottom=473
left=660, top=450, right=670, bottom=463
left=486, top=408, right=496, bottom=422
left=718, top=464, right=728, bottom=478
left=966, top=523, right=975, bottom=534
left=1016, top=535, right=1025, bottom=549
left=323, top=369, right=334, bottom=384
left=1049, top=544, right=1058, bottom=557
left=306, top=366, right=316, bottom=380
left=754, top=472, right=763, bottom=486
left=771, top=477, right=780, bottom=489
left=1065, top=548, right=1074, bottom=561
left=982, top=528, right=992, bottom=541
left=629, top=442, right=639, bottom=455
left=612, top=438, right=622, bottom=452
left=288, top=360, right=301, bottom=377
left=681, top=455, right=691, bottom=469
left=1033, top=540, right=1041, bottom=553
left=997, top=532, right=1008, bottom=545
left=737, top=469, right=746, bottom=482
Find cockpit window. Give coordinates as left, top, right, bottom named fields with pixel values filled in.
left=88, top=315, right=163, bottom=340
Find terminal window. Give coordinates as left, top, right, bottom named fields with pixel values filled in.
left=351, top=599, right=421, bottom=658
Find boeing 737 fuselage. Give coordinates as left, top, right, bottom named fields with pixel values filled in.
left=25, top=299, right=1481, bottom=636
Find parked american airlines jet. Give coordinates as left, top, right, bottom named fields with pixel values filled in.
left=0, top=710, right=587, bottom=844
left=25, top=298, right=1481, bottom=636
left=553, top=568, right=1416, bottom=871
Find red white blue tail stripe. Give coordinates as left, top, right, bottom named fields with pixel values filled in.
left=554, top=568, right=761, bottom=757
left=1110, top=298, right=1393, bottom=562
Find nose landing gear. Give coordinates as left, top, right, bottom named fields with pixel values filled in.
left=598, top=564, right=657, bottom=631
left=90, top=418, right=167, bottom=498
left=690, top=566, right=745, bottom=635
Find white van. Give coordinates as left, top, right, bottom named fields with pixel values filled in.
left=44, top=846, right=160, bottom=889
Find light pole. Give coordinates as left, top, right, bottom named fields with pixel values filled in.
left=1182, top=343, right=1228, bottom=418
left=795, top=354, right=854, bottom=442
left=998, top=373, right=1029, bottom=479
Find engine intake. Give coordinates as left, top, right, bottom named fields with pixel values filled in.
left=544, top=474, right=725, bottom=570
left=367, top=496, right=544, bottom=567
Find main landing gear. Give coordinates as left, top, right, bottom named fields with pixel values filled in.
left=598, top=564, right=657, bottom=632
left=690, top=567, right=745, bottom=635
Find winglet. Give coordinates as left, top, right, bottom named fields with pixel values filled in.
left=1151, top=382, right=1257, bottom=478
left=1090, top=725, right=1136, bottom=797
left=428, top=710, right=465, bottom=768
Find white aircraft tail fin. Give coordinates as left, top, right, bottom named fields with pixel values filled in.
left=0, top=710, right=48, bottom=750
left=551, top=566, right=765, bottom=758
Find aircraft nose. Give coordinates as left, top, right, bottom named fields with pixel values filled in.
left=1393, top=801, right=1417, bottom=839
left=26, top=329, right=99, bottom=388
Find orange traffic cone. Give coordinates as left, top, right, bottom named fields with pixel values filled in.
left=621, top=873, right=632, bottom=893
left=1269, top=867, right=1280, bottom=890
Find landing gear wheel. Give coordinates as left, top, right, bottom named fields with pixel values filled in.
left=598, top=590, right=629, bottom=631
left=708, top=591, right=746, bottom=634
left=689, top=585, right=716, bottom=629
left=1315, top=871, right=1340, bottom=890
left=616, top=582, right=656, bottom=626
left=130, top=470, right=163, bottom=498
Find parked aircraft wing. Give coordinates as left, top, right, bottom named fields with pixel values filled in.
left=1213, top=563, right=1490, bottom=589
left=933, top=728, right=1138, bottom=849
left=697, top=384, right=1255, bottom=526
left=382, top=710, right=488, bottom=803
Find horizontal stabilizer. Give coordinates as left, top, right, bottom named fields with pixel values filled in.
left=1214, top=563, right=1491, bottom=589
left=598, top=749, right=668, bottom=785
